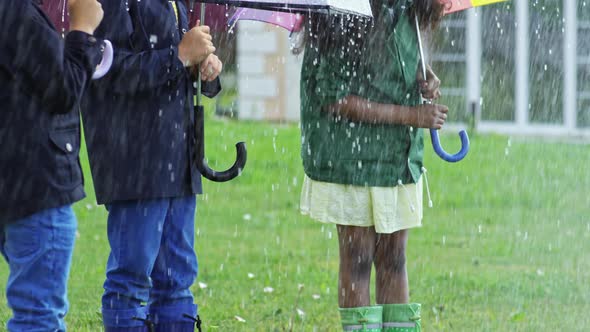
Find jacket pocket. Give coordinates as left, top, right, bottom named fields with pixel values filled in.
left=48, top=128, right=81, bottom=187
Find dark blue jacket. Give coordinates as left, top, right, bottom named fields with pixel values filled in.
left=81, top=0, right=220, bottom=204
left=0, top=0, right=103, bottom=224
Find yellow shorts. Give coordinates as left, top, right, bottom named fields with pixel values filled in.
left=300, top=175, right=423, bottom=234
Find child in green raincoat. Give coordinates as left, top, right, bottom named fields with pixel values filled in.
left=298, top=1, right=446, bottom=330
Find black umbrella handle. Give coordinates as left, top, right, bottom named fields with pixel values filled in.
left=194, top=105, right=247, bottom=182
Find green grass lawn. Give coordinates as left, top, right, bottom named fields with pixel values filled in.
left=1, top=113, right=589, bottom=331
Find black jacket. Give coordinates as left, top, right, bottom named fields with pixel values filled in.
left=0, top=0, right=103, bottom=224
left=81, top=0, right=220, bottom=204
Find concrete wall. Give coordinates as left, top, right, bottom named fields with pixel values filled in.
left=236, top=21, right=302, bottom=122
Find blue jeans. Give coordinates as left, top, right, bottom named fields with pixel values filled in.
left=0, top=205, right=77, bottom=332
left=102, top=196, right=198, bottom=328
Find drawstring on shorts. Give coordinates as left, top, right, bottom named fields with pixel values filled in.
left=397, top=179, right=416, bottom=213
left=421, top=167, right=433, bottom=208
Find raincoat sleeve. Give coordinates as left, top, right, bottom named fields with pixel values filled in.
left=0, top=0, right=104, bottom=113
left=312, top=48, right=361, bottom=108
left=92, top=0, right=187, bottom=94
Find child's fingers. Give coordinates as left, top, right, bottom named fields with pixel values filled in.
left=428, top=76, right=441, bottom=90
left=422, top=90, right=439, bottom=99
left=198, top=25, right=211, bottom=34
left=202, top=64, right=214, bottom=81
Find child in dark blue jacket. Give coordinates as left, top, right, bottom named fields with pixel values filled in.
left=0, top=0, right=104, bottom=330
left=81, top=1, right=222, bottom=331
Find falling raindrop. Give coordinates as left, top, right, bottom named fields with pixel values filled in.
left=60, top=0, right=66, bottom=38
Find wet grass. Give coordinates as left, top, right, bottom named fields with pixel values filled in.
left=1, top=112, right=589, bottom=331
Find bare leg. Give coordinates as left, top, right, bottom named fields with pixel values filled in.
left=374, top=229, right=410, bottom=304
left=337, top=225, right=377, bottom=308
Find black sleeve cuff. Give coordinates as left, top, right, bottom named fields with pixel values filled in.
left=65, top=30, right=104, bottom=72
left=201, top=77, right=222, bottom=98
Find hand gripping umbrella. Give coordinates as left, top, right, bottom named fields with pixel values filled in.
left=416, top=0, right=507, bottom=162
left=40, top=0, right=113, bottom=80
left=415, top=16, right=469, bottom=163
left=187, top=1, right=247, bottom=182
left=187, top=0, right=371, bottom=182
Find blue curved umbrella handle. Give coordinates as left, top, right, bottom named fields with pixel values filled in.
left=429, top=128, right=470, bottom=163
left=92, top=40, right=113, bottom=80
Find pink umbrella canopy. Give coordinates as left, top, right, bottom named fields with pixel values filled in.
left=229, top=8, right=304, bottom=32
left=37, top=0, right=112, bottom=79
left=441, top=0, right=508, bottom=15
left=197, top=0, right=372, bottom=17
left=39, top=0, right=69, bottom=32
left=185, top=2, right=233, bottom=31
left=228, top=0, right=508, bottom=33
left=39, top=0, right=232, bottom=32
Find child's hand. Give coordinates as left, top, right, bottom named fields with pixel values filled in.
left=68, top=0, right=104, bottom=35
left=410, top=103, right=448, bottom=129
left=417, top=65, right=442, bottom=100
left=199, top=54, right=223, bottom=82
left=178, top=21, right=216, bottom=67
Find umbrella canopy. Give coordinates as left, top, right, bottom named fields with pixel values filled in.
left=442, top=0, right=507, bottom=15
left=197, top=0, right=372, bottom=17
left=185, top=3, right=233, bottom=31
left=39, top=0, right=69, bottom=32
left=41, top=1, right=231, bottom=32
left=39, top=0, right=113, bottom=79
left=229, top=8, right=304, bottom=32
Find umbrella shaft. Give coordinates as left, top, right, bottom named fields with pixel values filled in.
left=414, top=15, right=427, bottom=83
left=195, top=2, right=206, bottom=107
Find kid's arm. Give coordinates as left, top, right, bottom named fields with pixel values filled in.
left=327, top=96, right=448, bottom=130
left=311, top=48, right=447, bottom=128
left=93, top=0, right=187, bottom=94
left=0, top=0, right=103, bottom=113
left=325, top=96, right=414, bottom=125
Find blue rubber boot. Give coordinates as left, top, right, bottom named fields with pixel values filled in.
left=102, top=306, right=154, bottom=332
left=149, top=303, right=201, bottom=332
